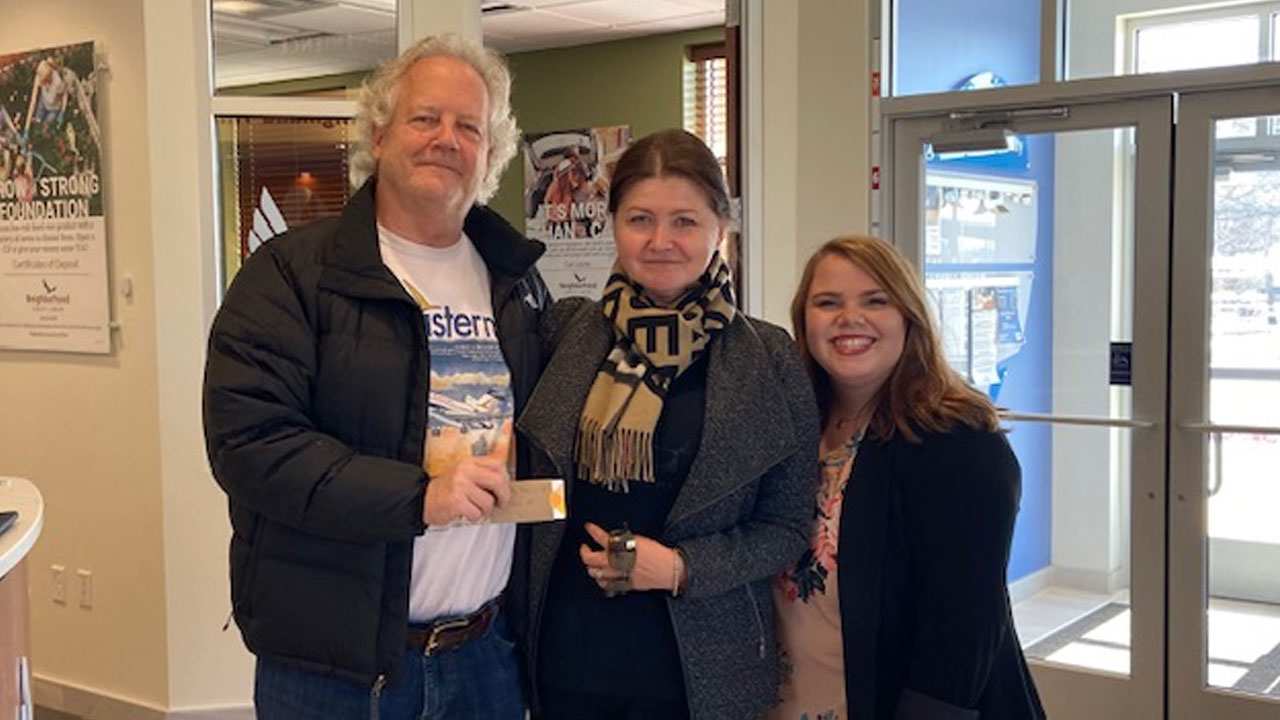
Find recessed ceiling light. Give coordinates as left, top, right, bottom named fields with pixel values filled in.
left=213, top=0, right=268, bottom=15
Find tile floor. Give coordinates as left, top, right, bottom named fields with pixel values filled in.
left=1013, top=586, right=1280, bottom=696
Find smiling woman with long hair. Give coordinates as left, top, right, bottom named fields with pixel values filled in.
left=768, top=235, right=1045, bottom=720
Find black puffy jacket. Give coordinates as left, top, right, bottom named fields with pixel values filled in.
left=202, top=178, right=548, bottom=687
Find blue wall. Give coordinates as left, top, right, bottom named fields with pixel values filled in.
left=895, top=0, right=1041, bottom=95
left=897, top=0, right=1052, bottom=582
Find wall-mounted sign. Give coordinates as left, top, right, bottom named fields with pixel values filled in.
left=523, top=125, right=630, bottom=299
left=1110, top=342, right=1133, bottom=386
left=926, top=271, right=1032, bottom=397
left=0, top=41, right=108, bottom=353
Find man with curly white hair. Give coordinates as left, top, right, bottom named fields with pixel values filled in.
left=204, top=33, right=548, bottom=720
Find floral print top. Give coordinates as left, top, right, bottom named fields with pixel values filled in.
left=766, top=434, right=860, bottom=720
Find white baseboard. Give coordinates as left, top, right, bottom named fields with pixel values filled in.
left=1053, top=566, right=1127, bottom=595
left=34, top=675, right=254, bottom=720
left=1209, top=537, right=1280, bottom=605
left=1008, top=566, right=1054, bottom=604
left=167, top=708, right=254, bottom=720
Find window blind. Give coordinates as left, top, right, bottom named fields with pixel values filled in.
left=684, top=42, right=729, bottom=177
left=231, top=116, right=355, bottom=259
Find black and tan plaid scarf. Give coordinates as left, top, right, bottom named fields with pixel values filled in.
left=576, top=253, right=736, bottom=492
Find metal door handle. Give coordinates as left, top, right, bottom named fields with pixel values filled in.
left=1178, top=421, right=1280, bottom=436
left=1178, top=422, right=1280, bottom=497
left=999, top=411, right=1156, bottom=429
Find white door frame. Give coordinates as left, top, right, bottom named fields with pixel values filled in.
left=1171, top=83, right=1280, bottom=720
left=883, top=95, right=1173, bottom=720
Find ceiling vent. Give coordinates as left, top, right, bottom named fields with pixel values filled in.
left=481, top=3, right=528, bottom=16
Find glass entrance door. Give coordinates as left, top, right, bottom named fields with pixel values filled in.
left=1171, top=86, right=1280, bottom=720
left=886, top=96, right=1173, bottom=719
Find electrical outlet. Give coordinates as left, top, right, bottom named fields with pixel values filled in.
left=51, top=565, right=66, bottom=604
left=77, top=569, right=92, bottom=609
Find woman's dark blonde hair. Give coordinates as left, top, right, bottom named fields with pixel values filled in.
left=790, top=235, right=1000, bottom=442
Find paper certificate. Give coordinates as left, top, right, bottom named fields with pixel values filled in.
left=484, top=478, right=566, bottom=525
left=433, top=477, right=563, bottom=527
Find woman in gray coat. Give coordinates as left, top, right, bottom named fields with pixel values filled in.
left=515, top=129, right=819, bottom=720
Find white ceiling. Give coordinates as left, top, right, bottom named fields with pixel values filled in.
left=212, top=0, right=724, bottom=89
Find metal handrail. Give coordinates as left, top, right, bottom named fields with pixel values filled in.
left=998, top=411, right=1156, bottom=429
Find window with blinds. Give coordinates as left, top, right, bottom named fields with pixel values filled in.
left=216, top=116, right=356, bottom=285
left=683, top=39, right=745, bottom=304
left=683, top=42, right=729, bottom=176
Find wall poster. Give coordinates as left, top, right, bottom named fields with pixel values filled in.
left=523, top=125, right=629, bottom=299
left=926, top=272, right=1031, bottom=391
left=0, top=41, right=107, bottom=353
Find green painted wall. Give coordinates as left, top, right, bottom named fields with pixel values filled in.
left=489, top=26, right=723, bottom=226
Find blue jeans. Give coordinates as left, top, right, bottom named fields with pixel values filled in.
left=255, top=615, right=524, bottom=720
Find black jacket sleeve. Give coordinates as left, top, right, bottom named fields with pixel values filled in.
left=897, top=427, right=1021, bottom=716
left=203, top=243, right=427, bottom=544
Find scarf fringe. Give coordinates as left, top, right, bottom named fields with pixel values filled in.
left=576, top=419, right=654, bottom=493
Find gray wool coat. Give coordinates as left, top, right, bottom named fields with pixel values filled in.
left=514, top=297, right=821, bottom=720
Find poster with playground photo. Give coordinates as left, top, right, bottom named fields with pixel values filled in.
left=0, top=41, right=108, bottom=353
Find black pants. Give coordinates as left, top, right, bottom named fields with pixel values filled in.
left=537, top=687, right=691, bottom=720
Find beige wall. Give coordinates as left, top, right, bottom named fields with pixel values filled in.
left=757, top=0, right=871, bottom=325
left=143, top=0, right=255, bottom=711
left=796, top=0, right=871, bottom=275
left=758, top=0, right=801, bottom=325
left=1, top=0, right=170, bottom=708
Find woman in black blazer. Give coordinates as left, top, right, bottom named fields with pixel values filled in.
left=767, top=235, right=1046, bottom=720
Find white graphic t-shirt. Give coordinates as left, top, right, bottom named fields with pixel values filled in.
left=378, top=225, right=516, bottom=623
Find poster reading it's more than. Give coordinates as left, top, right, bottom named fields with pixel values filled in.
left=524, top=125, right=630, bottom=299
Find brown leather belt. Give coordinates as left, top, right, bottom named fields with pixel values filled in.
left=407, top=600, right=499, bottom=656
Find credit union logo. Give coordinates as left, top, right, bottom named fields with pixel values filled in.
left=27, top=278, right=70, bottom=306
